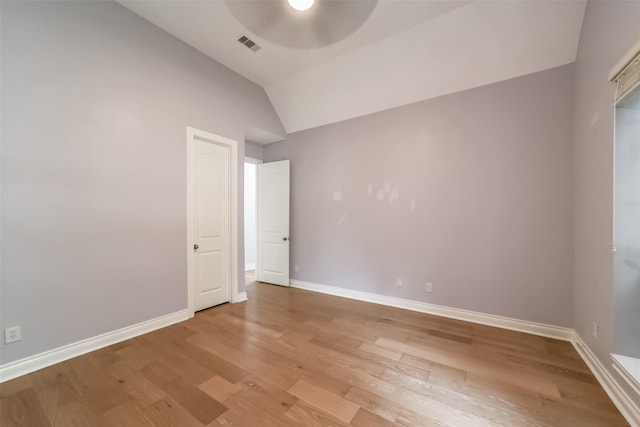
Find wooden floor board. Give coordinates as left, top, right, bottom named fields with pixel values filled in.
left=288, top=379, right=359, bottom=423
left=285, top=400, right=350, bottom=427
left=142, top=396, right=203, bottom=427
left=0, top=275, right=629, bottom=426
left=198, top=376, right=242, bottom=403
left=351, top=407, right=398, bottom=427
left=1, top=388, right=52, bottom=427
left=159, top=377, right=226, bottom=425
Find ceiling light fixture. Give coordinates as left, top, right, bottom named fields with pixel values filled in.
left=225, top=0, right=377, bottom=49
left=288, top=0, right=315, bottom=12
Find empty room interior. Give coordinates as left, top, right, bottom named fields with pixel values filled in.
left=2, top=0, right=640, bottom=426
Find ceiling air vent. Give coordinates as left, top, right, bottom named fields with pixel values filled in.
left=238, top=35, right=261, bottom=52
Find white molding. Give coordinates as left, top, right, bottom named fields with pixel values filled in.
left=612, top=354, right=640, bottom=398
left=289, top=280, right=573, bottom=341
left=609, top=37, right=640, bottom=81
left=571, top=333, right=640, bottom=427
left=187, top=128, right=195, bottom=315
left=243, top=159, right=260, bottom=277
left=244, top=157, right=263, bottom=165
left=0, top=309, right=190, bottom=383
left=186, top=126, right=239, bottom=316
left=232, top=291, right=248, bottom=303
left=230, top=129, right=239, bottom=306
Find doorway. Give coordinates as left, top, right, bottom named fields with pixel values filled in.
left=244, top=158, right=261, bottom=283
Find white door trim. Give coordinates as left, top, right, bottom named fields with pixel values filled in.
left=186, top=126, right=239, bottom=317
left=244, top=157, right=262, bottom=273
left=245, top=156, right=263, bottom=165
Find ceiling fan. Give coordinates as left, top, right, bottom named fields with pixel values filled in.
left=224, top=0, right=378, bottom=49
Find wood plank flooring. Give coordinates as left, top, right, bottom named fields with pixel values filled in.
left=0, top=276, right=629, bottom=426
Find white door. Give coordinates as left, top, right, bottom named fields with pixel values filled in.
left=257, top=160, right=290, bottom=286
left=191, top=134, right=232, bottom=310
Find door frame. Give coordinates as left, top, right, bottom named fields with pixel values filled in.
left=186, top=126, right=239, bottom=318
left=244, top=157, right=262, bottom=272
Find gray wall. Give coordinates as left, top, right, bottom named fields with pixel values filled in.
left=0, top=0, right=285, bottom=364
left=265, top=64, right=575, bottom=327
left=573, top=0, right=640, bottom=406
left=245, top=141, right=265, bottom=161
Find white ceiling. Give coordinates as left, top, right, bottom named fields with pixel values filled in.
left=117, top=0, right=587, bottom=136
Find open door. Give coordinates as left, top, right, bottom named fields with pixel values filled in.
left=257, top=160, right=290, bottom=286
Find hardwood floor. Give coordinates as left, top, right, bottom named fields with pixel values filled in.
left=0, top=277, right=629, bottom=426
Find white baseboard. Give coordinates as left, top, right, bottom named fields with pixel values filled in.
left=0, top=309, right=190, bottom=383
left=2, top=279, right=637, bottom=426
left=612, top=354, right=640, bottom=398
left=233, top=292, right=248, bottom=303
left=571, top=333, right=640, bottom=427
left=245, top=264, right=256, bottom=271
left=289, top=280, right=573, bottom=341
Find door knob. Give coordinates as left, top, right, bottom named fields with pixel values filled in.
left=194, top=244, right=199, bottom=250
left=283, top=237, right=288, bottom=241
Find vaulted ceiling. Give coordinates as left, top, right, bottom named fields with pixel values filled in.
left=117, top=0, right=587, bottom=137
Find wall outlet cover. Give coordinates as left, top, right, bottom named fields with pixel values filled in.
left=5, top=326, right=21, bottom=344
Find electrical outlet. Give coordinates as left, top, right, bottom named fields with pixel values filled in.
left=592, top=322, right=598, bottom=339
left=5, top=326, right=21, bottom=344
left=294, top=265, right=299, bottom=273
left=396, top=278, right=402, bottom=288
left=425, top=282, right=433, bottom=293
